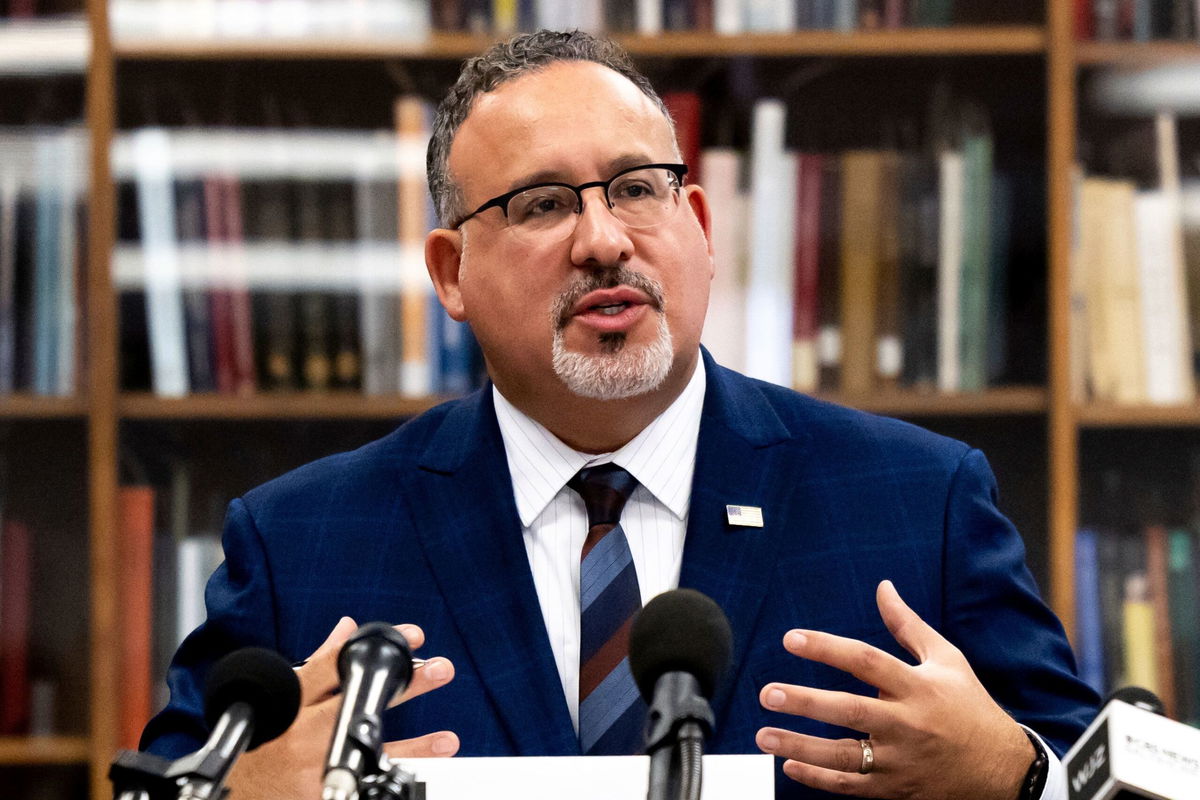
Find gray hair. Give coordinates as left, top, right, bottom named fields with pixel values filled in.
left=426, top=29, right=675, bottom=227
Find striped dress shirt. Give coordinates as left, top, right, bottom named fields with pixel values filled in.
left=492, top=357, right=707, bottom=733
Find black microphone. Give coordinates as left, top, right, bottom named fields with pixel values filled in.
left=1064, top=685, right=1200, bottom=800
left=109, top=646, right=301, bottom=800
left=629, top=589, right=733, bottom=800
left=322, top=622, right=415, bottom=800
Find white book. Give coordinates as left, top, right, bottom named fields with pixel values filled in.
left=1133, top=190, right=1194, bottom=404
left=700, top=148, right=748, bottom=373
left=744, top=99, right=795, bottom=387
left=637, top=0, right=662, bottom=35
left=936, top=149, right=963, bottom=393
left=54, top=130, right=84, bottom=396
left=834, top=0, right=857, bottom=30
left=175, top=534, right=224, bottom=648
left=355, top=139, right=402, bottom=395
left=713, top=0, right=743, bottom=34
left=133, top=127, right=189, bottom=397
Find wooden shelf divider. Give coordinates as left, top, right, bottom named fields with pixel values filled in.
left=0, top=736, right=92, bottom=766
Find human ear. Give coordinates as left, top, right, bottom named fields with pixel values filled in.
left=425, top=228, right=467, bottom=322
left=684, top=185, right=714, bottom=259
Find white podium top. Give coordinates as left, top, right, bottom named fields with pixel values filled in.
left=395, top=754, right=774, bottom=800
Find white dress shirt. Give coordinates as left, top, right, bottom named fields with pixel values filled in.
left=493, top=358, right=707, bottom=732
left=491, top=355, right=1066, bottom=799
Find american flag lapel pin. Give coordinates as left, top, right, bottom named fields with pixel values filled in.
left=725, top=504, right=764, bottom=528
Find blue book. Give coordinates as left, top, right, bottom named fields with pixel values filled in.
left=1075, top=528, right=1106, bottom=695
left=31, top=134, right=61, bottom=396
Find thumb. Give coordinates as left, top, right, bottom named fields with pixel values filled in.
left=876, top=580, right=948, bottom=664
left=297, top=616, right=359, bottom=704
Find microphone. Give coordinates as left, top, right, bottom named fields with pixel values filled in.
left=108, top=646, right=301, bottom=800
left=322, top=622, right=415, bottom=800
left=629, top=589, right=733, bottom=800
left=1064, top=686, right=1200, bottom=800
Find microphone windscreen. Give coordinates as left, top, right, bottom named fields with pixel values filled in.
left=1105, top=685, right=1166, bottom=716
left=629, top=588, right=733, bottom=702
left=204, top=646, right=302, bottom=750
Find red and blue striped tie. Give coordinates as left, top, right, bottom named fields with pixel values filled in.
left=569, top=463, right=646, bottom=755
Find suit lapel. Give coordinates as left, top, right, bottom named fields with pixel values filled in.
left=680, top=354, right=808, bottom=727
left=410, top=389, right=579, bottom=755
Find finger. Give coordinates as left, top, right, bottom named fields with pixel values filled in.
left=876, top=580, right=951, bottom=664
left=781, top=629, right=913, bottom=697
left=756, top=728, right=872, bottom=775
left=386, top=656, right=455, bottom=707
left=383, top=731, right=460, bottom=759
left=779, top=760, right=882, bottom=798
left=760, top=683, right=890, bottom=735
left=297, top=616, right=359, bottom=705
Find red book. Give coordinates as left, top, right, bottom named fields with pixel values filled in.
left=0, top=519, right=32, bottom=734
left=219, top=177, right=256, bottom=395
left=118, top=486, right=156, bottom=750
left=663, top=92, right=702, bottom=185
left=1074, top=0, right=1095, bottom=40
left=204, top=177, right=237, bottom=394
left=792, top=153, right=824, bottom=393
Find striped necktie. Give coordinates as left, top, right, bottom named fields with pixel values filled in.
left=569, top=463, right=647, bottom=755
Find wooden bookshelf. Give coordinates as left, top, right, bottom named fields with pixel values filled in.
left=0, top=736, right=91, bottom=765
left=1075, top=40, right=1200, bottom=66
left=114, top=26, right=1048, bottom=61
left=817, top=386, right=1047, bottom=417
left=0, top=396, right=89, bottom=419
left=1076, top=403, right=1200, bottom=428
left=11, top=1, right=1187, bottom=795
left=119, top=392, right=446, bottom=420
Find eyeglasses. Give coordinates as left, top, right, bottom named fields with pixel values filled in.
left=451, top=163, right=688, bottom=243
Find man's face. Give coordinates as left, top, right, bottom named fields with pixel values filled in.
left=431, top=60, right=713, bottom=403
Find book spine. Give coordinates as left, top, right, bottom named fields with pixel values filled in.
left=0, top=519, right=32, bottom=734
left=118, top=486, right=156, bottom=749
left=839, top=150, right=883, bottom=395
left=1075, top=528, right=1107, bottom=694
left=791, top=153, right=822, bottom=394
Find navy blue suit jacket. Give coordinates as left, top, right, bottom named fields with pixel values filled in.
left=142, top=353, right=1099, bottom=797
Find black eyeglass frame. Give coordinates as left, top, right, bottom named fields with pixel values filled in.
left=449, top=162, right=689, bottom=230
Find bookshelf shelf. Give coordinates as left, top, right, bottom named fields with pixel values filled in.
left=1075, top=403, right=1200, bottom=428
left=118, top=392, right=445, bottom=420
left=0, top=396, right=90, bottom=419
left=112, top=26, right=1048, bottom=62
left=0, top=736, right=91, bottom=765
left=1075, top=40, right=1200, bottom=66
left=816, top=386, right=1048, bottom=417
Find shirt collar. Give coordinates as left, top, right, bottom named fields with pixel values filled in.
left=493, top=356, right=707, bottom=527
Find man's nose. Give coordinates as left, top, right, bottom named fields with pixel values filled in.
left=569, top=187, right=634, bottom=267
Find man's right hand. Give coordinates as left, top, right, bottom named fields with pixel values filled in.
left=226, top=616, right=459, bottom=800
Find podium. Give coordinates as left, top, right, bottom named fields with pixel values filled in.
left=393, top=754, right=774, bottom=799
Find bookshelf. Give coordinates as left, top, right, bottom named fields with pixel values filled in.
left=1, top=0, right=1198, bottom=796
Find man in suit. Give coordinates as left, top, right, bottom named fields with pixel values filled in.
left=142, top=30, right=1099, bottom=800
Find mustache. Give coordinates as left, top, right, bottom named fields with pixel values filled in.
left=551, top=266, right=666, bottom=330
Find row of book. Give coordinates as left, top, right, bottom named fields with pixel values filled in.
left=0, top=127, right=87, bottom=398
left=107, top=0, right=973, bottom=40
left=116, top=477, right=228, bottom=748
left=1075, top=0, right=1200, bottom=41
left=116, top=99, right=485, bottom=398
left=700, top=93, right=1018, bottom=395
left=1075, top=519, right=1200, bottom=727
left=431, top=0, right=959, bottom=35
left=1071, top=113, right=1200, bottom=406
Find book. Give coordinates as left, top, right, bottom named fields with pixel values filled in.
left=0, top=174, right=16, bottom=393
left=817, top=156, right=842, bottom=391
left=396, top=96, right=433, bottom=398
left=1075, top=528, right=1107, bottom=694
left=133, top=128, right=189, bottom=398
left=1122, top=572, right=1158, bottom=692
left=1144, top=524, right=1177, bottom=718
left=0, top=518, right=31, bottom=734
left=744, top=99, right=795, bottom=387
left=957, top=111, right=993, bottom=392
left=699, top=147, right=747, bottom=373
left=839, top=150, right=886, bottom=395
left=936, top=149, right=963, bottom=393
left=118, top=485, right=155, bottom=749
left=1167, top=528, right=1200, bottom=725
left=791, top=153, right=823, bottom=394
left=1132, top=190, right=1194, bottom=404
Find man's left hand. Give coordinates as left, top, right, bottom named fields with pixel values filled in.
left=755, top=580, right=1034, bottom=800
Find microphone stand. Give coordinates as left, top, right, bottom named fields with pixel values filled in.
left=644, top=672, right=715, bottom=800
